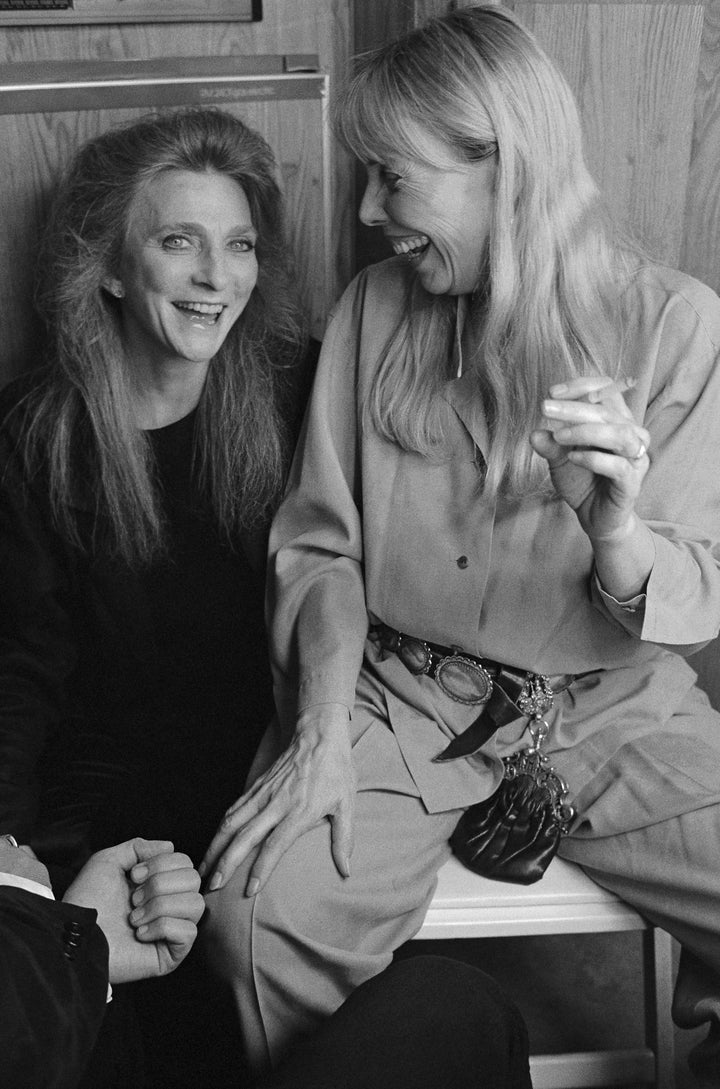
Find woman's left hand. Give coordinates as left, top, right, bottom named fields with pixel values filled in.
left=200, top=703, right=356, bottom=897
left=530, top=376, right=650, bottom=542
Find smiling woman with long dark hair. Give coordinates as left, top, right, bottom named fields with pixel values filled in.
left=0, top=106, right=307, bottom=1088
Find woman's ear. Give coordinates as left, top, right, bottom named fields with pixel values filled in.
left=102, top=278, right=125, bottom=299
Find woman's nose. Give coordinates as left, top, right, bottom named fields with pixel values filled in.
left=359, top=176, right=389, bottom=227
left=194, top=247, right=229, bottom=290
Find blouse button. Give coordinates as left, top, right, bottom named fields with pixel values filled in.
left=456, top=555, right=469, bottom=569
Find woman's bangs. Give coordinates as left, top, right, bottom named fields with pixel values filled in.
left=338, top=76, right=414, bottom=167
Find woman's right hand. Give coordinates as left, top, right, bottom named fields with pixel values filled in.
left=200, top=703, right=356, bottom=897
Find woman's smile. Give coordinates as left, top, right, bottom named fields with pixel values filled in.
left=173, top=300, right=226, bottom=325
left=389, top=234, right=431, bottom=261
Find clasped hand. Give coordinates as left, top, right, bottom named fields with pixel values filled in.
left=201, top=703, right=355, bottom=897
left=530, top=375, right=650, bottom=541
left=63, top=837, right=204, bottom=983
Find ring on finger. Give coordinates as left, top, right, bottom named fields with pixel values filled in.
left=628, top=439, right=647, bottom=461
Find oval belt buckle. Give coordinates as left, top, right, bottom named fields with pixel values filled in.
left=434, top=654, right=494, bottom=705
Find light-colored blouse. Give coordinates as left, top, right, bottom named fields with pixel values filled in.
left=267, top=258, right=720, bottom=827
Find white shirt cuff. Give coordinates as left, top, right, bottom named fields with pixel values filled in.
left=0, top=871, right=54, bottom=899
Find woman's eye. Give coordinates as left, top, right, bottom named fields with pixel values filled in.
left=228, top=238, right=256, bottom=253
left=381, top=170, right=402, bottom=193
left=162, top=235, right=192, bottom=250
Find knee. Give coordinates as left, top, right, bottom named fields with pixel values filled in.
left=371, top=956, right=532, bottom=1087
left=261, top=955, right=532, bottom=1089
left=201, top=866, right=256, bottom=980
left=385, top=955, right=528, bottom=1045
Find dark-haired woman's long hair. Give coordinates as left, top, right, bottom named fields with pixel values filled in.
left=18, top=107, right=306, bottom=565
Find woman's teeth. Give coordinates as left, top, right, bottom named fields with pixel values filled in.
left=392, top=235, right=430, bottom=259
left=174, top=301, right=224, bottom=325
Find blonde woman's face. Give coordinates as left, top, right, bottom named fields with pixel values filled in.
left=358, top=126, right=496, bottom=296
left=110, top=169, right=259, bottom=376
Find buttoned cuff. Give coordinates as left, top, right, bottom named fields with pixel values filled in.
left=594, top=571, right=646, bottom=613
left=592, top=570, right=646, bottom=635
left=0, top=876, right=113, bottom=1003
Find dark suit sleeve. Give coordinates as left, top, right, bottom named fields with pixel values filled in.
left=0, top=886, right=109, bottom=1089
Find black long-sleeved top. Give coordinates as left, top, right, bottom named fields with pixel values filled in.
left=0, top=375, right=274, bottom=872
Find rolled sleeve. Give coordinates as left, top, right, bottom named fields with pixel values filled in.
left=606, top=276, right=720, bottom=651
left=268, top=280, right=371, bottom=727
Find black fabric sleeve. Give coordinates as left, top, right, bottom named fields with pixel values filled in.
left=0, top=886, right=108, bottom=1089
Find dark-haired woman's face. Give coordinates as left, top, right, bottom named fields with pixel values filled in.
left=109, top=168, right=258, bottom=377
left=358, top=127, right=496, bottom=296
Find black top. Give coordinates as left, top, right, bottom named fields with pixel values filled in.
left=143, top=408, right=271, bottom=748
left=0, top=386, right=275, bottom=873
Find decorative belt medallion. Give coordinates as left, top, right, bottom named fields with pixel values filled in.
left=434, top=655, right=493, bottom=705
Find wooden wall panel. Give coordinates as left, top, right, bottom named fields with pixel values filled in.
left=682, top=0, right=720, bottom=287
left=510, top=3, right=704, bottom=268
left=0, top=0, right=354, bottom=385
left=0, top=6, right=349, bottom=92
left=0, top=0, right=260, bottom=24
left=353, top=0, right=415, bottom=51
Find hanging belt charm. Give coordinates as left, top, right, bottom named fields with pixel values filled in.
left=517, top=673, right=554, bottom=719
left=503, top=676, right=575, bottom=836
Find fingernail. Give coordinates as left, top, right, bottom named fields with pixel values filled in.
left=136, top=924, right=148, bottom=938
left=550, top=383, right=567, bottom=395
left=132, top=887, right=145, bottom=906
left=197, top=861, right=206, bottom=878
left=132, top=865, right=148, bottom=882
left=208, top=871, right=223, bottom=892
left=246, top=877, right=260, bottom=897
left=130, top=907, right=144, bottom=925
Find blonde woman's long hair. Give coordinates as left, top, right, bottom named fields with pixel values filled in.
left=336, top=4, right=638, bottom=496
left=17, top=107, right=305, bottom=565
